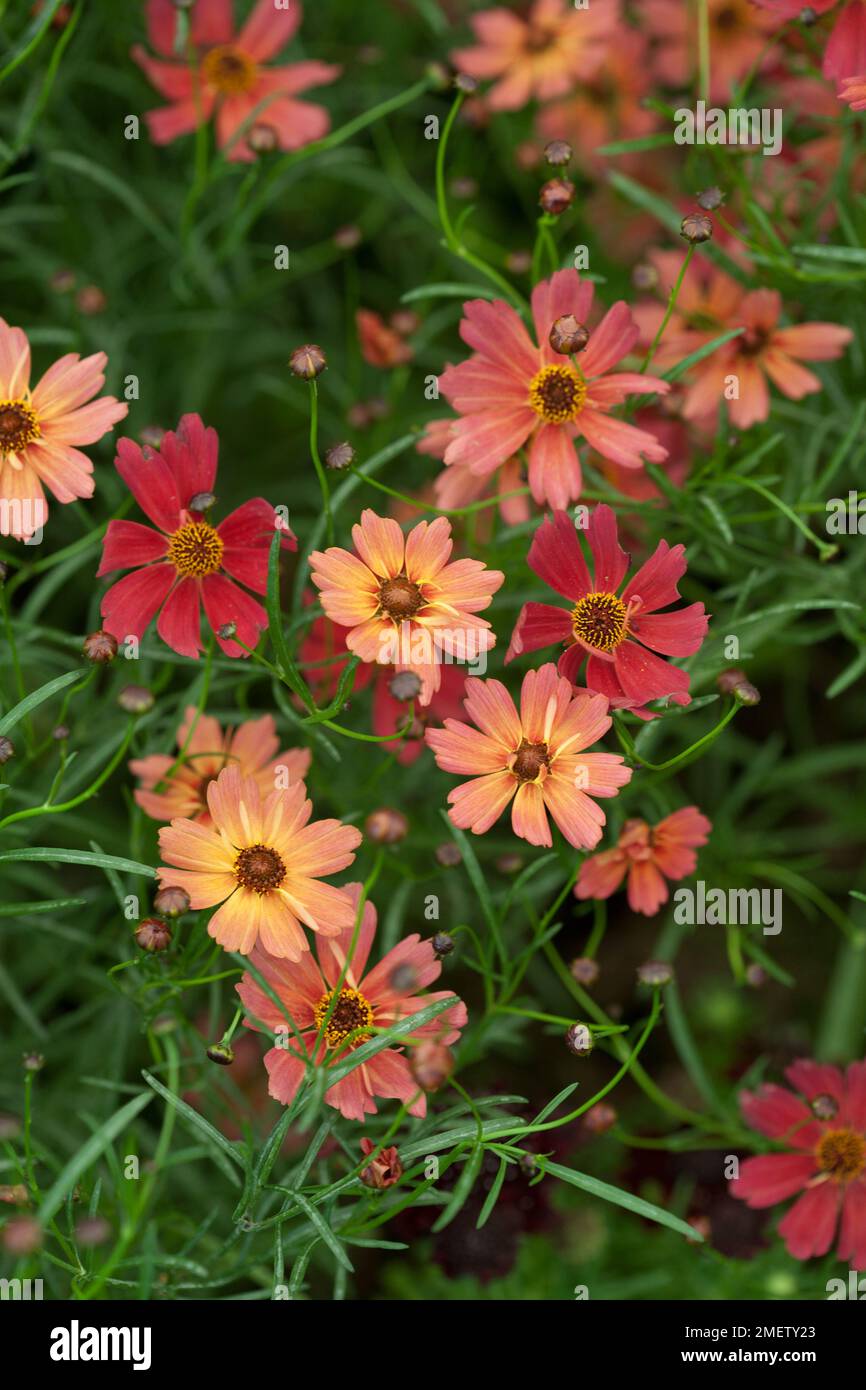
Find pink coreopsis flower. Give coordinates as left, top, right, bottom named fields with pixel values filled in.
left=98, top=413, right=296, bottom=659
left=576, top=807, right=712, bottom=915
left=730, top=1059, right=866, bottom=1269
left=237, top=883, right=467, bottom=1121
left=130, top=707, right=310, bottom=824
left=419, top=419, right=530, bottom=525
left=439, top=270, right=670, bottom=512
left=536, top=27, right=655, bottom=173
left=838, top=72, right=866, bottom=108
left=425, top=663, right=632, bottom=849
left=507, top=507, right=709, bottom=719
left=0, top=317, right=126, bottom=540
left=133, top=0, right=340, bottom=160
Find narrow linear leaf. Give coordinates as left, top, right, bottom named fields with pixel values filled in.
left=0, top=847, right=156, bottom=876
left=432, top=1143, right=485, bottom=1232
left=142, top=1070, right=245, bottom=1183
left=542, top=1159, right=704, bottom=1240
left=0, top=669, right=83, bottom=736
left=38, top=1092, right=153, bottom=1225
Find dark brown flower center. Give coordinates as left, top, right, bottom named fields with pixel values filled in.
left=0, top=399, right=41, bottom=455
left=816, top=1127, right=866, bottom=1182
left=379, top=575, right=424, bottom=619
left=512, top=739, right=550, bottom=783
left=202, top=44, right=257, bottom=95
left=572, top=591, right=628, bottom=653
left=167, top=521, right=224, bottom=579
left=234, top=843, right=286, bottom=894
left=314, top=987, right=375, bottom=1049
left=529, top=364, right=587, bottom=424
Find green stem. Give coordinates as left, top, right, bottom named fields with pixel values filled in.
left=308, top=379, right=333, bottom=545
left=641, top=244, right=694, bottom=373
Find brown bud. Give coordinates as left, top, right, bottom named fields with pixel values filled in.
left=365, top=807, right=409, bottom=844
left=583, top=1102, right=617, bottom=1135
left=544, top=138, right=573, bottom=167
left=333, top=224, right=362, bottom=250
left=454, top=72, right=478, bottom=93
left=118, top=684, right=154, bottom=714
left=135, top=918, right=172, bottom=952
left=289, top=344, right=327, bottom=379
left=0, top=736, right=14, bottom=765
left=637, top=959, right=674, bottom=986
left=505, top=250, right=532, bottom=275
left=539, top=177, right=575, bottom=216
left=800, top=6, right=817, bottom=23
left=680, top=212, right=713, bottom=244
left=388, top=670, right=422, bottom=701
left=324, top=441, right=355, bottom=471
left=76, top=285, right=107, bottom=315
left=570, top=956, right=599, bottom=987
left=83, top=629, right=117, bottom=664
left=359, top=1138, right=403, bottom=1189
left=549, top=314, right=590, bottom=355
left=206, top=1042, right=235, bottom=1066
left=410, top=1041, right=454, bottom=1092
left=2, top=1216, right=42, bottom=1255
left=697, top=185, right=725, bottom=211
left=632, top=262, right=658, bottom=291
left=717, top=668, right=760, bottom=705
left=495, top=852, right=523, bottom=874
left=248, top=122, right=278, bottom=154
left=435, top=842, right=461, bottom=868
left=188, top=491, right=216, bottom=512
left=431, top=932, right=455, bottom=959
left=564, top=1023, right=593, bottom=1056
left=153, top=886, right=190, bottom=918
left=22, top=1052, right=45, bottom=1072
left=811, top=1093, right=838, bottom=1121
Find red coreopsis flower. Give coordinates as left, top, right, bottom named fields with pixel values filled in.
left=507, top=506, right=709, bottom=719
left=133, top=0, right=340, bottom=160
left=576, top=807, right=712, bottom=915
left=236, top=884, right=467, bottom=1121
left=425, top=663, right=631, bottom=849
left=439, top=270, right=670, bottom=512
left=98, top=413, right=296, bottom=659
left=730, top=1059, right=866, bottom=1269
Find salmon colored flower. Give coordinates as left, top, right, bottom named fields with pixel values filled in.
left=0, top=317, right=126, bottom=540
left=536, top=27, right=655, bottom=172
left=157, top=764, right=362, bottom=960
left=730, top=1059, right=866, bottom=1269
left=425, top=663, right=631, bottom=849
left=236, top=883, right=467, bottom=1120
left=633, top=248, right=745, bottom=375
left=838, top=73, right=866, bottom=108
left=681, top=289, right=852, bottom=429
left=98, top=413, right=295, bottom=659
left=134, top=0, right=340, bottom=160
left=309, top=510, right=504, bottom=705
left=644, top=0, right=775, bottom=99
left=507, top=507, right=709, bottom=719
left=131, top=706, right=310, bottom=824
left=356, top=310, right=413, bottom=368
left=439, top=270, right=670, bottom=512
left=420, top=420, right=530, bottom=525
left=576, top=807, right=712, bottom=915
left=451, top=0, right=618, bottom=111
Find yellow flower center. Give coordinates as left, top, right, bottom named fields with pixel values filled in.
left=571, top=591, right=628, bottom=653
left=202, top=44, right=257, bottom=95
left=314, top=987, right=375, bottom=1050
left=529, top=364, right=587, bottom=424
left=816, top=1128, right=866, bottom=1183
left=0, top=399, right=40, bottom=455
left=167, top=521, right=224, bottom=578
left=378, top=574, right=424, bottom=620
left=234, top=843, right=286, bottom=895
left=510, top=739, right=550, bottom=784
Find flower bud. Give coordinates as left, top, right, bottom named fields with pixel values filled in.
left=745, top=963, right=766, bottom=988
left=454, top=73, right=478, bottom=93
left=248, top=122, right=278, bottom=154
left=359, top=1138, right=403, bottom=1188
left=52, top=724, right=70, bottom=741
left=153, top=886, right=190, bottom=918
left=583, top=1102, right=617, bottom=1135
left=811, top=1093, right=838, bottom=1121
left=206, top=1042, right=235, bottom=1066
left=717, top=668, right=760, bottom=704
left=697, top=185, right=725, bottom=211
left=565, top=1023, right=593, bottom=1056
left=435, top=842, right=461, bottom=868
left=289, top=344, right=327, bottom=379
left=76, top=285, right=107, bottom=315
left=549, top=314, right=590, bottom=355
left=680, top=212, right=713, bottom=244
left=0, top=736, right=14, bottom=765
left=544, top=138, right=572, bottom=167
left=83, top=629, right=117, bottom=664
left=365, top=807, right=409, bottom=844
left=506, top=250, right=532, bottom=275
left=50, top=268, right=76, bottom=293
left=333, top=224, right=362, bottom=250
left=0, top=1184, right=29, bottom=1205
left=118, top=684, right=154, bottom=714
left=410, top=1041, right=454, bottom=1092
left=140, top=424, right=166, bottom=449
left=22, top=1052, right=45, bottom=1072
left=2, top=1216, right=42, bottom=1255
left=135, top=918, right=172, bottom=952
left=570, top=956, right=599, bottom=986
left=325, top=441, right=355, bottom=471
left=450, top=175, right=478, bottom=199
left=539, top=177, right=575, bottom=216
left=431, top=932, right=455, bottom=959
left=632, top=262, right=658, bottom=291
left=636, top=959, right=674, bottom=986
left=388, top=670, right=422, bottom=701
left=495, top=852, right=523, bottom=874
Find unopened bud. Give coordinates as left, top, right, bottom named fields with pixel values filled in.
left=50, top=268, right=76, bottom=293
left=153, top=886, right=190, bottom=918
left=637, top=959, right=674, bottom=986
left=584, top=1102, right=617, bottom=1134
left=410, top=1041, right=454, bottom=1092
left=365, top=807, right=409, bottom=844
left=495, top=852, right=523, bottom=874
left=717, top=668, right=760, bottom=704
left=0, top=736, right=14, bottom=765
left=570, top=956, right=599, bottom=986
left=83, top=629, right=117, bottom=664
left=539, top=177, right=575, bottom=216
left=431, top=932, right=455, bottom=959
left=52, top=724, right=70, bottom=741
left=454, top=72, right=478, bottom=93
left=745, top=963, right=766, bottom=988
left=697, top=186, right=725, bottom=211
left=680, top=212, right=713, bottom=244
left=0, top=1184, right=29, bottom=1205
left=248, top=122, right=277, bottom=154
left=565, top=1023, right=593, bottom=1056
left=544, top=138, right=572, bottom=167
left=325, top=441, right=355, bottom=471
left=289, top=344, right=327, bottom=379
left=206, top=1042, right=235, bottom=1066
left=435, top=842, right=461, bottom=868
left=388, top=670, right=422, bottom=701
left=359, top=1138, right=403, bottom=1188
left=76, top=285, right=107, bottom=315
left=506, top=250, right=532, bottom=275
left=2, top=1216, right=42, bottom=1255
left=118, top=684, right=154, bottom=714
left=22, top=1052, right=45, bottom=1072
left=333, top=224, right=362, bottom=250
left=134, top=918, right=172, bottom=952
left=632, top=262, right=658, bottom=291
left=549, top=314, right=590, bottom=355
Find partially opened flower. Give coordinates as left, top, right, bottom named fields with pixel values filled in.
left=507, top=506, right=709, bottom=719
left=131, top=707, right=310, bottom=824
left=236, top=883, right=467, bottom=1120
left=425, top=663, right=631, bottom=849
left=730, top=1059, right=866, bottom=1269
left=98, top=413, right=296, bottom=659
left=134, top=0, right=340, bottom=160
left=576, top=806, right=712, bottom=915
left=309, top=510, right=504, bottom=705
left=451, top=0, right=617, bottom=111
left=157, top=764, right=361, bottom=959
left=439, top=269, right=670, bottom=511
left=0, top=317, right=126, bottom=540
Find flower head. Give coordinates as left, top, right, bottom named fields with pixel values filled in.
left=134, top=0, right=340, bottom=160
left=439, top=270, right=670, bottom=511
left=157, top=763, right=361, bottom=960
left=0, top=317, right=126, bottom=540
left=131, top=707, right=310, bottom=824
left=507, top=506, right=709, bottom=718
left=730, top=1059, right=866, bottom=1269
left=576, top=806, right=712, bottom=915
left=309, top=510, right=504, bottom=705
left=236, top=883, right=467, bottom=1120
left=98, top=413, right=295, bottom=659
left=425, top=663, right=631, bottom=849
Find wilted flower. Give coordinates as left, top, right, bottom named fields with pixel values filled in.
left=359, top=1138, right=403, bottom=1188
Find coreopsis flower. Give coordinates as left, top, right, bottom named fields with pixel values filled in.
left=681, top=289, right=852, bottom=429
left=451, top=0, right=617, bottom=111
left=576, top=807, right=712, bottom=915
left=236, top=884, right=467, bottom=1120
left=309, top=510, right=504, bottom=705
left=297, top=591, right=375, bottom=705
left=632, top=248, right=745, bottom=374
left=730, top=1059, right=866, bottom=1269
left=130, top=707, right=310, bottom=824
left=0, top=317, right=126, bottom=540
left=98, top=413, right=295, bottom=659
left=839, top=73, right=866, bottom=108
left=536, top=28, right=655, bottom=173
left=356, top=310, right=413, bottom=368
left=133, top=0, right=340, bottom=160
left=644, top=0, right=775, bottom=99
left=419, top=420, right=530, bottom=524
left=507, top=507, right=709, bottom=719
left=157, top=763, right=361, bottom=959
left=439, top=270, right=670, bottom=512
left=425, top=663, right=631, bottom=849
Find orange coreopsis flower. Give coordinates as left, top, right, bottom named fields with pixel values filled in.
left=130, top=707, right=310, bottom=825
left=309, top=510, right=504, bottom=705
left=644, top=0, right=775, bottom=100
left=576, top=807, right=712, bottom=916
left=425, top=663, right=631, bottom=849
left=157, top=765, right=361, bottom=959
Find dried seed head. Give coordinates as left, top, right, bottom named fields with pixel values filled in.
left=539, top=177, right=575, bottom=216
left=454, top=72, right=478, bottom=93
left=248, top=121, right=278, bottom=153
left=544, top=138, right=573, bottom=167
left=583, top=1102, right=618, bottom=1134
left=410, top=1041, right=454, bottom=1091
left=697, top=185, right=725, bottom=211
left=570, top=956, right=600, bottom=987
left=134, top=918, right=172, bottom=953
left=549, top=314, right=590, bottom=355
left=365, top=807, right=409, bottom=844
left=680, top=212, right=713, bottom=244
left=206, top=1042, right=235, bottom=1066
left=388, top=670, right=422, bottom=701
left=435, top=842, right=462, bottom=868
left=118, top=684, right=154, bottom=714
left=289, top=343, right=327, bottom=379
left=325, top=441, right=355, bottom=471
left=153, top=886, right=191, bottom=918
left=83, top=629, right=118, bottom=664
left=432, top=932, right=455, bottom=959
left=565, top=1023, right=594, bottom=1056
left=359, top=1138, right=403, bottom=1188
left=632, top=262, right=658, bottom=291
left=637, top=959, right=674, bottom=986
left=0, top=736, right=14, bottom=765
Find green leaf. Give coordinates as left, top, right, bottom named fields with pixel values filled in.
left=47, top=151, right=175, bottom=250
left=792, top=243, right=866, bottom=265
left=432, top=1143, right=485, bottom=1232
left=323, top=994, right=460, bottom=1087
left=542, top=1160, right=704, bottom=1240
left=662, top=327, right=744, bottom=381
left=277, top=1188, right=353, bottom=1271
left=0, top=847, right=156, bottom=877
left=401, top=281, right=498, bottom=303
left=0, top=897, right=87, bottom=918
left=476, top=1155, right=508, bottom=1230
left=439, top=810, right=498, bottom=934
left=0, top=669, right=83, bottom=736
left=0, top=0, right=66, bottom=84
left=141, top=1070, right=245, bottom=1183
left=38, top=1091, right=153, bottom=1225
